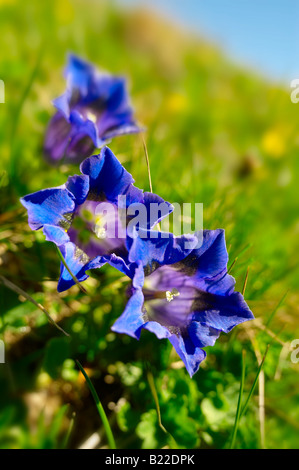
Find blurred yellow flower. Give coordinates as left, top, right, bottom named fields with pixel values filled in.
left=55, top=0, right=74, bottom=22
left=77, top=367, right=94, bottom=384
left=165, top=92, right=188, bottom=113
left=0, top=0, right=16, bottom=5
left=261, top=128, right=287, bottom=158
left=36, top=371, right=52, bottom=388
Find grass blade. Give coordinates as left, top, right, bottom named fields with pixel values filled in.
left=56, top=246, right=87, bottom=294
left=141, top=134, right=161, bottom=232
left=147, top=370, right=166, bottom=433
left=230, top=349, right=246, bottom=449
left=265, top=291, right=288, bottom=327
left=227, top=243, right=252, bottom=273
left=10, top=44, right=44, bottom=182
left=146, top=368, right=177, bottom=448
left=242, top=267, right=250, bottom=296
left=227, top=257, right=238, bottom=274
left=239, top=345, right=269, bottom=420
left=141, top=133, right=153, bottom=193
left=0, top=275, right=69, bottom=337
left=62, top=411, right=76, bottom=449
left=75, top=359, right=116, bottom=449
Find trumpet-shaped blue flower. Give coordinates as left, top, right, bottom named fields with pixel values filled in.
left=21, top=147, right=173, bottom=292
left=111, top=229, right=254, bottom=377
left=44, top=54, right=142, bottom=163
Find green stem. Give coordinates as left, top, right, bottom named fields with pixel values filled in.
left=146, top=366, right=177, bottom=448
left=0, top=275, right=69, bottom=337
left=141, top=134, right=161, bottom=232
left=56, top=246, right=87, bottom=294
left=76, top=359, right=116, bottom=449
left=62, top=412, right=76, bottom=449
left=265, top=292, right=288, bottom=327
left=230, top=350, right=246, bottom=449
left=239, top=345, right=269, bottom=420
left=10, top=44, right=44, bottom=183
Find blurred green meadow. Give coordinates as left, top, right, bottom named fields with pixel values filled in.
left=0, top=0, right=298, bottom=449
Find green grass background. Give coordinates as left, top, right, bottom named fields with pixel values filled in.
left=0, top=0, right=298, bottom=449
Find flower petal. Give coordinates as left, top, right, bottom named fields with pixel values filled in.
left=57, top=242, right=105, bottom=292
left=20, top=187, right=75, bottom=231
left=127, top=230, right=199, bottom=274
left=143, top=321, right=172, bottom=339
left=65, top=134, right=95, bottom=163
left=52, top=90, right=72, bottom=119
left=80, top=147, right=134, bottom=202
left=192, top=291, right=254, bottom=333
left=188, top=321, right=221, bottom=347
left=65, top=174, right=90, bottom=205
left=102, top=123, right=144, bottom=140
left=69, top=109, right=99, bottom=147
left=143, top=192, right=174, bottom=228
left=64, top=54, right=95, bottom=97
left=168, top=333, right=206, bottom=378
left=180, top=229, right=229, bottom=280
left=43, top=224, right=70, bottom=246
left=45, top=55, right=142, bottom=163
left=44, top=112, right=72, bottom=163
left=104, top=252, right=135, bottom=278
left=111, top=287, right=145, bottom=340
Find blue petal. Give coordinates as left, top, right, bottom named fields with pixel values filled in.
left=127, top=230, right=199, bottom=274
left=103, top=253, right=135, bottom=278
left=80, top=147, right=135, bottom=202
left=97, top=111, right=136, bottom=137
left=102, top=123, right=144, bottom=140
left=64, top=54, right=95, bottom=97
left=192, top=291, right=254, bottom=333
left=20, top=187, right=75, bottom=231
left=168, top=333, right=206, bottom=378
left=181, top=229, right=229, bottom=280
left=143, top=192, right=174, bottom=228
left=57, top=242, right=105, bottom=292
left=123, top=184, right=144, bottom=207
left=43, top=225, right=70, bottom=246
left=124, top=187, right=173, bottom=229
left=65, top=55, right=138, bottom=121
left=52, top=90, right=72, bottom=119
left=46, top=55, right=142, bottom=163
left=65, top=55, right=126, bottom=106
left=45, top=108, right=97, bottom=164
left=188, top=321, right=221, bottom=347
left=111, top=287, right=145, bottom=340
left=196, top=271, right=236, bottom=296
left=143, top=321, right=172, bottom=339
left=105, top=78, right=130, bottom=113
left=64, top=134, right=95, bottom=163
left=69, top=109, right=99, bottom=146
left=131, top=262, right=145, bottom=289
left=65, top=174, right=90, bottom=206
left=44, top=112, right=72, bottom=163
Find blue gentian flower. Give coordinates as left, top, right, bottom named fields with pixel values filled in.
left=111, top=229, right=254, bottom=377
left=20, top=146, right=173, bottom=292
left=44, top=54, right=142, bottom=164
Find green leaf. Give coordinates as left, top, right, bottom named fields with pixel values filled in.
left=43, top=337, right=70, bottom=379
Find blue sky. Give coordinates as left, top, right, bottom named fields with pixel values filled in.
left=117, top=0, right=299, bottom=85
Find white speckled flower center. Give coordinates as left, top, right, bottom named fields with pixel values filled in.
left=166, top=288, right=180, bottom=302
